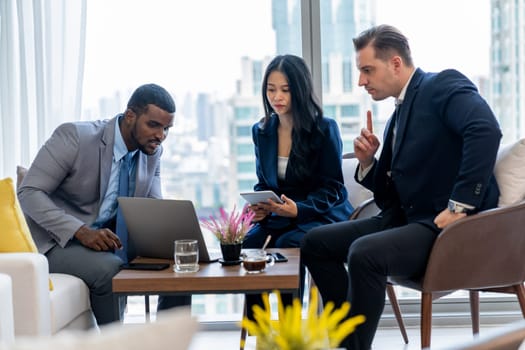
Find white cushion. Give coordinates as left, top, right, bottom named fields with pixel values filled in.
left=0, top=307, right=198, bottom=350
left=342, top=157, right=373, bottom=209
left=0, top=253, right=51, bottom=336
left=0, top=253, right=95, bottom=337
left=0, top=274, right=15, bottom=345
left=494, top=138, right=525, bottom=207
left=49, top=273, right=91, bottom=333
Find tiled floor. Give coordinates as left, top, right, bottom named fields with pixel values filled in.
left=124, top=296, right=519, bottom=349
left=188, top=324, right=504, bottom=350
left=125, top=299, right=525, bottom=350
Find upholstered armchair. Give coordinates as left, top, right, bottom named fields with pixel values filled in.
left=0, top=168, right=96, bottom=338
left=0, top=253, right=96, bottom=337
left=388, top=200, right=525, bottom=349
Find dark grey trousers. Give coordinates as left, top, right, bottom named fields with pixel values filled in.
left=46, top=240, right=190, bottom=325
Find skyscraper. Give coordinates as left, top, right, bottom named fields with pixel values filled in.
left=490, top=0, right=525, bottom=143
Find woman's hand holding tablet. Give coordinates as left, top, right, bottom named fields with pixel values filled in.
left=240, top=190, right=284, bottom=205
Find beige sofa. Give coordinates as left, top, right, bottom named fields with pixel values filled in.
left=0, top=307, right=197, bottom=350
left=0, top=252, right=96, bottom=338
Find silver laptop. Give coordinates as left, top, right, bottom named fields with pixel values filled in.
left=117, top=197, right=220, bottom=262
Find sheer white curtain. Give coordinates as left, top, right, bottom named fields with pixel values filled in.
left=0, top=0, right=87, bottom=179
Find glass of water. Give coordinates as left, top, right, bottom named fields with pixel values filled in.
left=174, top=239, right=199, bottom=273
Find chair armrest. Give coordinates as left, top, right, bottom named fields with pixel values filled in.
left=437, top=319, right=525, bottom=350
left=350, top=197, right=380, bottom=220
left=423, top=201, right=525, bottom=292
left=0, top=253, right=52, bottom=336
left=0, top=273, right=15, bottom=344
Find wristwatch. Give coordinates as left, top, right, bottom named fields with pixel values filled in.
left=447, top=200, right=472, bottom=214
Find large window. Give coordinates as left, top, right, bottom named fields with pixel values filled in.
left=4, top=0, right=524, bottom=327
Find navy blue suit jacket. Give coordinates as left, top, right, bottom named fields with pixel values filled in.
left=359, top=68, right=501, bottom=227
left=252, top=114, right=353, bottom=233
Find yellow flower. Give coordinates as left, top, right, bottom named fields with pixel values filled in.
left=239, top=286, right=366, bottom=350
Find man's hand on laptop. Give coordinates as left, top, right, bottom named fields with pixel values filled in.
left=74, top=225, right=122, bottom=251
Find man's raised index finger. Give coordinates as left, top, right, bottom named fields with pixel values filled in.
left=366, top=110, right=373, bottom=133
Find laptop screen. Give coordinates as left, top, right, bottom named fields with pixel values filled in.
left=117, top=197, right=219, bottom=262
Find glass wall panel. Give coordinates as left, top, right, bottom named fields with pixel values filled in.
left=15, top=0, right=522, bottom=326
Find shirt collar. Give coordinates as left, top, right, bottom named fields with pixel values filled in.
left=396, top=68, right=416, bottom=105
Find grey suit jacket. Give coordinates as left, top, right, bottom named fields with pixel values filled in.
left=18, top=115, right=163, bottom=254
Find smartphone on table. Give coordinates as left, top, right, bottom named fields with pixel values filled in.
left=121, top=263, right=170, bottom=270
left=270, top=252, right=288, bottom=263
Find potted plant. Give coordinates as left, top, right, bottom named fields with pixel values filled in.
left=200, top=204, right=255, bottom=262
left=240, top=286, right=365, bottom=350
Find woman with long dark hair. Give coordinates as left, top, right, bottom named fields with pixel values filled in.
left=243, top=54, right=353, bottom=318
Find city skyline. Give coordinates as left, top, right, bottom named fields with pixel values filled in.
left=82, top=0, right=491, bottom=113
left=79, top=0, right=495, bottom=209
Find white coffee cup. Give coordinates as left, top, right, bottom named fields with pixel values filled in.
left=174, top=239, right=199, bottom=273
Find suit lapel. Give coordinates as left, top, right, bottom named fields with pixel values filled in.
left=99, top=116, right=118, bottom=204
left=257, top=117, right=279, bottom=188
left=380, top=112, right=396, bottom=170
left=392, top=68, right=424, bottom=162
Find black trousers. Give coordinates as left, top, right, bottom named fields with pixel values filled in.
left=301, top=209, right=438, bottom=350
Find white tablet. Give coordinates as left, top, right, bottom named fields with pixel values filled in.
left=240, top=190, right=284, bottom=205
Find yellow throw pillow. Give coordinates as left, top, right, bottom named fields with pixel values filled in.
left=0, top=177, right=53, bottom=290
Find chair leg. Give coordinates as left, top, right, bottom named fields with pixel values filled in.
left=513, top=284, right=525, bottom=318
left=421, top=292, right=432, bottom=349
left=469, top=290, right=480, bottom=335
left=307, top=271, right=323, bottom=314
left=386, top=283, right=409, bottom=344
left=145, top=295, right=150, bottom=322
left=240, top=300, right=247, bottom=350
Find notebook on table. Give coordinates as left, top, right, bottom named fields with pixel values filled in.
left=117, top=197, right=220, bottom=262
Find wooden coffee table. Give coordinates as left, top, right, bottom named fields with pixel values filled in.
left=112, top=248, right=301, bottom=318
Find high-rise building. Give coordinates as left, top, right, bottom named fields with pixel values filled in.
left=318, top=0, right=378, bottom=151
left=196, top=93, right=215, bottom=142
left=272, top=0, right=301, bottom=55
left=229, top=57, right=268, bottom=206
left=490, top=0, right=525, bottom=143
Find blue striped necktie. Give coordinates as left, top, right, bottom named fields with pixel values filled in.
left=115, top=152, right=132, bottom=262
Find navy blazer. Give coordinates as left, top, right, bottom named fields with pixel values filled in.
left=252, top=114, right=353, bottom=233
left=359, top=68, right=501, bottom=227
